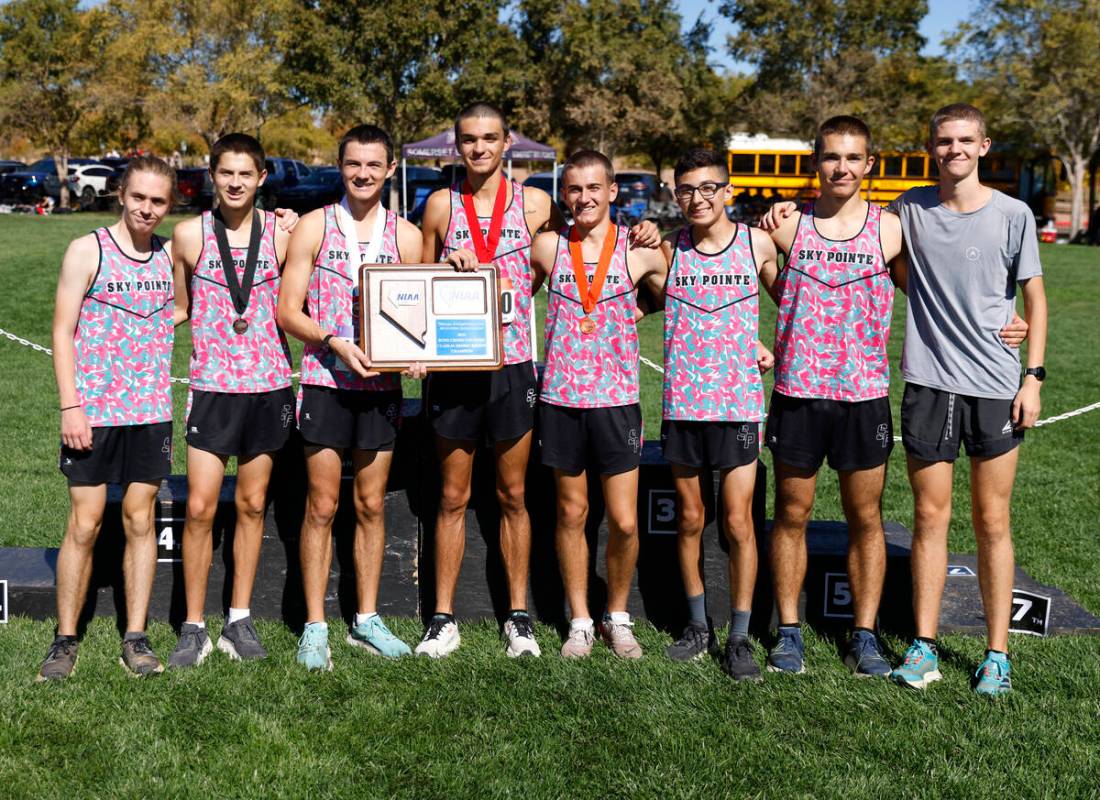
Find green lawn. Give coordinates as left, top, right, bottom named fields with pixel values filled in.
left=1, top=213, right=1099, bottom=798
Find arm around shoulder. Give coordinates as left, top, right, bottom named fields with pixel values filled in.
left=276, top=209, right=325, bottom=339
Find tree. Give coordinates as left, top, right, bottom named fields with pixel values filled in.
left=117, top=0, right=293, bottom=150
left=718, top=0, right=957, bottom=149
left=953, top=0, right=1100, bottom=237
left=283, top=0, right=528, bottom=145
left=0, top=0, right=121, bottom=206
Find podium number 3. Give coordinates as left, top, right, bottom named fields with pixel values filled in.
left=654, top=497, right=675, bottom=524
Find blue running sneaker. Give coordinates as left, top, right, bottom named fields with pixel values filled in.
left=844, top=630, right=891, bottom=678
left=890, top=639, right=942, bottom=689
left=347, top=614, right=411, bottom=658
left=973, top=651, right=1012, bottom=697
left=767, top=626, right=805, bottom=673
left=297, top=622, right=332, bottom=671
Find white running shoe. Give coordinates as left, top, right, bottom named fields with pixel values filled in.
left=560, top=622, right=596, bottom=659
left=601, top=616, right=643, bottom=659
left=503, top=613, right=541, bottom=658
left=415, top=614, right=461, bottom=658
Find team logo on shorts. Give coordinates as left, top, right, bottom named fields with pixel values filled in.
left=162, top=436, right=172, bottom=456
left=526, top=388, right=536, bottom=407
left=627, top=428, right=640, bottom=454
left=281, top=404, right=293, bottom=429
left=385, top=403, right=399, bottom=424
left=1001, top=419, right=1013, bottom=435
left=875, top=424, right=890, bottom=447
left=737, top=426, right=755, bottom=448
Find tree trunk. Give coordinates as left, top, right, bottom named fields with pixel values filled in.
left=53, top=147, right=71, bottom=209
left=1069, top=153, right=1087, bottom=239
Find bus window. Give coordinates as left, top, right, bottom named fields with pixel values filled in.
left=929, top=159, right=939, bottom=178
left=730, top=154, right=755, bottom=174
left=905, top=156, right=925, bottom=178
left=758, top=154, right=776, bottom=174
left=779, top=155, right=797, bottom=175
left=882, top=156, right=903, bottom=177
left=798, top=155, right=813, bottom=174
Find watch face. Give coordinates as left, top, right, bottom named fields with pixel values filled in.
left=1028, top=367, right=1046, bottom=381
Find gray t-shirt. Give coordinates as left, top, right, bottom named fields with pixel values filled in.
left=890, top=186, right=1042, bottom=399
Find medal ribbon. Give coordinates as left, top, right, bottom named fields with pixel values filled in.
left=336, top=197, right=387, bottom=267
left=212, top=209, right=262, bottom=317
left=461, top=175, right=508, bottom=263
left=568, top=224, right=617, bottom=315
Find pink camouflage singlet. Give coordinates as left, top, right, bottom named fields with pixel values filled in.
left=442, top=180, right=533, bottom=365
left=188, top=210, right=291, bottom=394
left=773, top=203, right=892, bottom=401
left=299, top=204, right=401, bottom=392
left=541, top=225, right=639, bottom=408
left=74, top=228, right=174, bottom=426
left=663, top=225, right=764, bottom=422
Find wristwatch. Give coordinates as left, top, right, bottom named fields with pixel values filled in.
left=322, top=333, right=336, bottom=349
left=1024, top=366, right=1046, bottom=382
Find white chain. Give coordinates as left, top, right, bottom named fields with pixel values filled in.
left=3, top=325, right=1097, bottom=428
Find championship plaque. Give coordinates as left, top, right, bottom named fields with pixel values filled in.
left=358, top=264, right=504, bottom=371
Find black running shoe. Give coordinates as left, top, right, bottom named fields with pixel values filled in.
left=120, top=633, right=164, bottom=677
left=37, top=635, right=79, bottom=681
left=665, top=620, right=718, bottom=662
left=721, top=635, right=763, bottom=682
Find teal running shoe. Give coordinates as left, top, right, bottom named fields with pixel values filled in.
left=766, top=626, right=805, bottom=673
left=973, top=651, right=1012, bottom=697
left=346, top=614, right=411, bottom=658
left=890, top=639, right=942, bottom=689
left=297, top=622, right=332, bottom=671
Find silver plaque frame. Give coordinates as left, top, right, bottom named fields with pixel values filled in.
left=358, top=264, right=504, bottom=371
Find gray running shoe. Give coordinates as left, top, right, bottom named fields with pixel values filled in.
left=168, top=622, right=212, bottom=669
left=721, top=635, right=763, bottom=683
left=665, top=620, right=718, bottom=662
left=601, top=616, right=643, bottom=659
left=120, top=633, right=164, bottom=677
left=37, top=635, right=79, bottom=681
left=218, top=617, right=267, bottom=661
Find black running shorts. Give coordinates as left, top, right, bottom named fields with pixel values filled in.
left=60, top=421, right=173, bottom=486
left=764, top=390, right=893, bottom=472
left=661, top=419, right=760, bottom=471
left=538, top=402, right=643, bottom=476
left=297, top=385, right=401, bottom=451
left=426, top=361, right=537, bottom=445
left=186, top=388, right=294, bottom=458
left=901, top=382, right=1022, bottom=463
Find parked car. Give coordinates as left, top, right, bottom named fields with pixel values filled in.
left=0, top=160, right=26, bottom=177
left=523, top=170, right=570, bottom=217
left=274, top=167, right=342, bottom=214
left=262, top=158, right=311, bottom=208
left=175, top=167, right=214, bottom=210
left=98, top=157, right=130, bottom=170
left=399, top=166, right=447, bottom=223
left=0, top=168, right=78, bottom=205
left=70, top=164, right=119, bottom=210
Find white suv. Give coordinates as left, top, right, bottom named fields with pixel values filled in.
left=69, top=164, right=117, bottom=209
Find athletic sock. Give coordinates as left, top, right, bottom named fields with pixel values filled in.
left=184, top=619, right=204, bottom=628
left=686, top=593, right=707, bottom=626
left=778, top=623, right=800, bottom=632
left=228, top=607, right=249, bottom=624
left=509, top=609, right=530, bottom=619
left=916, top=635, right=938, bottom=650
left=853, top=626, right=874, bottom=635
left=570, top=617, right=594, bottom=632
left=729, top=608, right=751, bottom=640
left=355, top=612, right=379, bottom=627
left=608, top=611, right=631, bottom=625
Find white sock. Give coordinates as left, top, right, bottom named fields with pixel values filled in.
left=185, top=618, right=204, bottom=628
left=355, top=612, right=379, bottom=626
left=609, top=611, right=631, bottom=625
left=228, top=607, right=249, bottom=624
left=570, top=617, right=594, bottom=632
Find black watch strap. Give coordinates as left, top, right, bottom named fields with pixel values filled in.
left=1025, top=366, right=1046, bottom=381
left=322, top=333, right=335, bottom=348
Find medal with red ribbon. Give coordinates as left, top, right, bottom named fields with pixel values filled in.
left=460, top=175, right=508, bottom=263
left=568, top=225, right=617, bottom=335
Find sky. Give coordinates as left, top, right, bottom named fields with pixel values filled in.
left=677, top=0, right=975, bottom=70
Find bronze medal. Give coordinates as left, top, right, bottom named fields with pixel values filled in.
left=232, top=317, right=249, bottom=335
left=579, top=316, right=596, bottom=335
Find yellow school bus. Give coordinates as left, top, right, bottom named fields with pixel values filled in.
left=726, top=134, right=937, bottom=205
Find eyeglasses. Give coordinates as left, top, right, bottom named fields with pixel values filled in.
left=673, top=181, right=725, bottom=202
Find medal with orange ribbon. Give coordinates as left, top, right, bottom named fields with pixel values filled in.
left=568, top=224, right=617, bottom=336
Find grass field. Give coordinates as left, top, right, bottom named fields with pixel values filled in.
left=1, top=212, right=1099, bottom=798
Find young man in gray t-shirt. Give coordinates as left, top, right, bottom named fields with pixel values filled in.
left=889, top=104, right=1048, bottom=697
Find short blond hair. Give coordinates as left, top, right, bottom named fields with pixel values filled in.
left=930, top=103, right=987, bottom=141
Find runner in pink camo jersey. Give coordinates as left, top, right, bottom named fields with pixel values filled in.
left=168, top=134, right=302, bottom=669
left=540, top=222, right=638, bottom=408
left=759, top=116, right=905, bottom=678
left=773, top=201, right=891, bottom=402
left=531, top=149, right=667, bottom=661
left=278, top=124, right=425, bottom=670
left=654, top=148, right=777, bottom=680
left=43, top=156, right=180, bottom=681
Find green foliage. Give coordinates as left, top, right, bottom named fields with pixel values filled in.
left=953, top=0, right=1100, bottom=235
